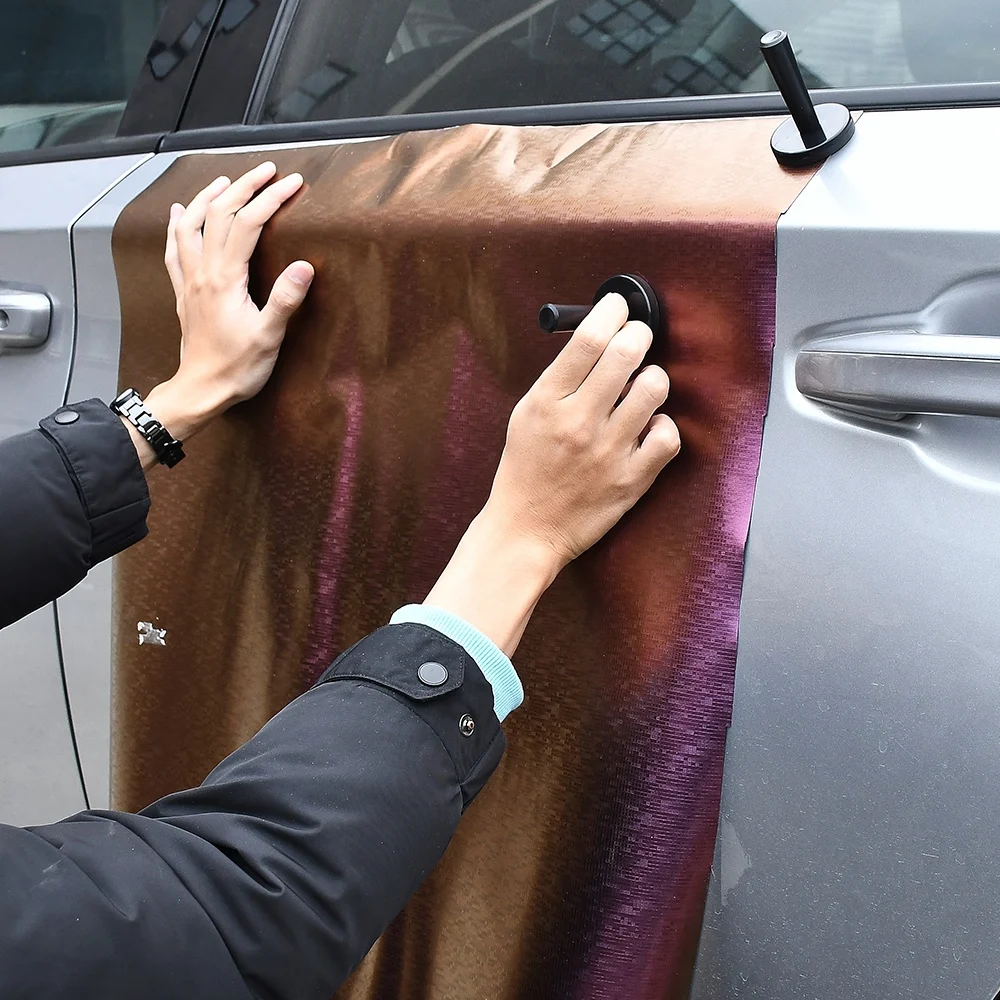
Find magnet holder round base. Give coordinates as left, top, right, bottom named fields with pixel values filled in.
left=769, top=104, right=855, bottom=168
left=538, top=273, right=662, bottom=336
left=760, top=29, right=854, bottom=168
left=594, top=273, right=661, bottom=337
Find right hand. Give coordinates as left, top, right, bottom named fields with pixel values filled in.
left=423, top=293, right=680, bottom=657
left=484, top=292, right=680, bottom=573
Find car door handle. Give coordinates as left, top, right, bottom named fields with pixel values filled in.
left=0, top=289, right=52, bottom=350
left=795, top=330, right=1000, bottom=418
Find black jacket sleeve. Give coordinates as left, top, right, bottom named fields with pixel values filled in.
left=0, top=399, right=150, bottom=629
left=0, top=623, right=506, bottom=1000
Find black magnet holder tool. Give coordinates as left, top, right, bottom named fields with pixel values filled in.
left=760, top=29, right=855, bottom=168
left=539, top=273, right=662, bottom=336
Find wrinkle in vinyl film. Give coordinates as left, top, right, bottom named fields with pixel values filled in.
left=111, top=118, right=814, bottom=998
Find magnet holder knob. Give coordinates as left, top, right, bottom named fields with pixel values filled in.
left=538, top=303, right=591, bottom=332
left=760, top=29, right=855, bottom=168
left=539, top=273, right=662, bottom=336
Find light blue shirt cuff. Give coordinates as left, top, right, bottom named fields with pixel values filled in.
left=389, top=604, right=524, bottom=722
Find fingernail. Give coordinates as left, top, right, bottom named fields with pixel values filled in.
left=287, top=172, right=303, bottom=186
left=214, top=175, right=230, bottom=188
left=288, top=262, right=314, bottom=286
left=169, top=203, right=183, bottom=219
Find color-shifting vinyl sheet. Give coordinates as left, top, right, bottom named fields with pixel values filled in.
left=112, top=119, right=815, bottom=998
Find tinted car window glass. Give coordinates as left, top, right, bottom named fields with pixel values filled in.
left=260, top=0, right=999, bottom=125
left=0, top=0, right=169, bottom=153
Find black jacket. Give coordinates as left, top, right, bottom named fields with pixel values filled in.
left=0, top=400, right=505, bottom=1000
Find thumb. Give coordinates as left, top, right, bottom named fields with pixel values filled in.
left=262, top=260, right=314, bottom=326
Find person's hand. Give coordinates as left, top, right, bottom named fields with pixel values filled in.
left=162, top=161, right=314, bottom=418
left=486, top=293, right=679, bottom=569
left=424, top=293, right=680, bottom=655
left=126, top=163, right=314, bottom=470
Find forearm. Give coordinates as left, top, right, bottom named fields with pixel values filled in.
left=2, top=625, right=502, bottom=1000
left=0, top=401, right=149, bottom=629
left=423, top=504, right=560, bottom=658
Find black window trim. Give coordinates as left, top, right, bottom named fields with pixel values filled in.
left=177, top=0, right=287, bottom=131
left=161, top=81, right=1000, bottom=153
left=243, top=0, right=302, bottom=126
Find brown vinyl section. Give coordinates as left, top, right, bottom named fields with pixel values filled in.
left=112, top=119, right=815, bottom=998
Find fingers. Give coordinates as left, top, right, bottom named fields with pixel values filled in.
left=577, top=320, right=652, bottom=409
left=540, top=293, right=629, bottom=396
left=201, top=162, right=278, bottom=262
left=169, top=163, right=303, bottom=293
left=175, top=174, right=230, bottom=275
left=634, top=412, right=681, bottom=482
left=261, top=260, right=315, bottom=328
left=613, top=365, right=670, bottom=441
left=164, top=203, right=184, bottom=299
left=224, top=172, right=304, bottom=270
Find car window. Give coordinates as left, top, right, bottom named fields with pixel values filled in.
left=259, top=0, right=999, bottom=126
left=0, top=0, right=170, bottom=154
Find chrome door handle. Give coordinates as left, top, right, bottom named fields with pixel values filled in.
left=0, top=289, right=51, bottom=349
left=796, top=330, right=1000, bottom=418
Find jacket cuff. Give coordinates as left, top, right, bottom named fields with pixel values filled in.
left=389, top=605, right=523, bottom=722
left=39, top=399, right=150, bottom=565
left=316, top=624, right=505, bottom=809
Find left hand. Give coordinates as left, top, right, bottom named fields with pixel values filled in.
left=125, top=162, right=314, bottom=471
left=160, top=161, right=315, bottom=425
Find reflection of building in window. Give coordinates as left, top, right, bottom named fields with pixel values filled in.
left=148, top=0, right=258, bottom=80
left=646, top=3, right=804, bottom=97
left=268, top=62, right=355, bottom=123
left=567, top=0, right=678, bottom=67
left=218, top=0, right=258, bottom=33
left=652, top=50, right=743, bottom=95
left=148, top=0, right=217, bottom=79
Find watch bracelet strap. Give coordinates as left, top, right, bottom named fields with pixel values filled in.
left=111, top=389, right=186, bottom=468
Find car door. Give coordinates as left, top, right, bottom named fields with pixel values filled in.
left=0, top=0, right=220, bottom=825
left=61, top=0, right=1000, bottom=996
left=690, top=107, right=1000, bottom=1000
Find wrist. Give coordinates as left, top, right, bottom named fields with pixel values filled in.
left=144, top=375, right=229, bottom=443
left=469, top=504, right=563, bottom=595
left=423, top=507, right=561, bottom=657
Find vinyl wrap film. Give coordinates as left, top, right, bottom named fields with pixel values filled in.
left=112, top=120, right=813, bottom=998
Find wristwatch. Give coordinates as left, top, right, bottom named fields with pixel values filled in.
left=110, top=388, right=186, bottom=468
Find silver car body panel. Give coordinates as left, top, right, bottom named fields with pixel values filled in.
left=0, top=608, right=82, bottom=824
left=0, top=155, right=150, bottom=437
left=692, top=106, right=1000, bottom=998
left=0, top=154, right=151, bottom=824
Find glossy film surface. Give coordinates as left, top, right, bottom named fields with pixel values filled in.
left=112, top=119, right=812, bottom=997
